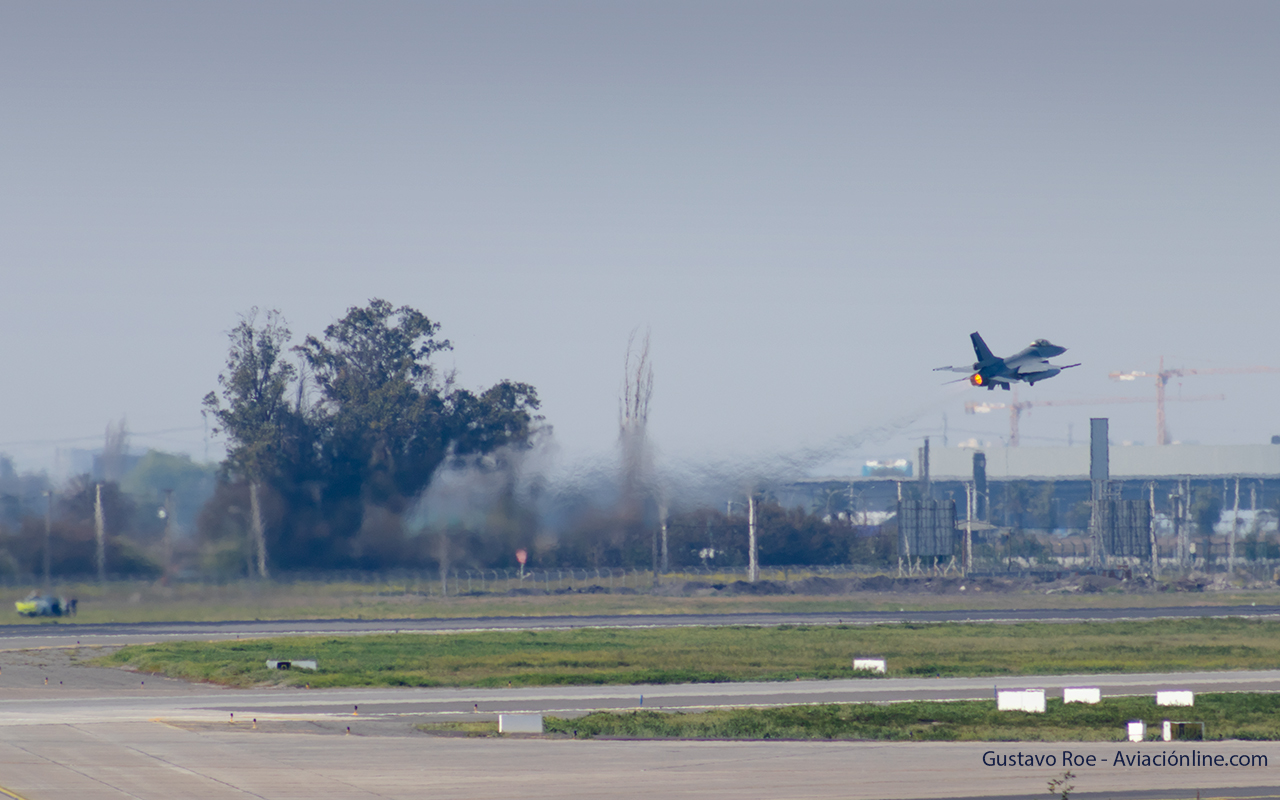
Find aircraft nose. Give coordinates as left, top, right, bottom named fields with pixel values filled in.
left=1044, top=344, right=1066, bottom=356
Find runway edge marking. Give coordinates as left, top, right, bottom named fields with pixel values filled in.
left=0, top=783, right=31, bottom=800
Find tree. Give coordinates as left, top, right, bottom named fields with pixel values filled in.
left=200, top=299, right=545, bottom=574
left=121, top=450, right=217, bottom=534
left=298, top=299, right=453, bottom=504
left=1191, top=487, right=1223, bottom=537
left=446, top=381, right=543, bottom=458
left=202, top=309, right=300, bottom=577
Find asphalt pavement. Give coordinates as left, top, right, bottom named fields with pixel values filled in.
left=3, top=603, right=1280, bottom=650
left=0, top=723, right=1276, bottom=800
left=1, top=664, right=1278, bottom=726
left=4, top=605, right=1280, bottom=799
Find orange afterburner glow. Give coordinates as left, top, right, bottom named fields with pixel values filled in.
left=970, top=374, right=984, bottom=386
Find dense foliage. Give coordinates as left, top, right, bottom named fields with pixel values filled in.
left=200, top=300, right=543, bottom=573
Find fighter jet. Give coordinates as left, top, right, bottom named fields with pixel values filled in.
left=935, top=332, right=1079, bottom=390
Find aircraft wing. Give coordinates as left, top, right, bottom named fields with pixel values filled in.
left=1015, top=359, right=1055, bottom=374
left=933, top=365, right=974, bottom=373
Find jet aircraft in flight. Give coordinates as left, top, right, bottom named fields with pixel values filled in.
left=935, top=332, right=1079, bottom=390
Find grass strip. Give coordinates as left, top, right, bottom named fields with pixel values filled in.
left=545, top=693, right=1280, bottom=741
left=94, top=617, right=1280, bottom=689
left=14, top=579, right=1280, bottom=625
left=415, top=721, right=499, bottom=736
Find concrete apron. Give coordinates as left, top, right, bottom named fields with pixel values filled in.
left=0, top=724, right=1277, bottom=800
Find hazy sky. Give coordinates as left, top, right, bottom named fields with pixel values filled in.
left=2, top=1, right=1278, bottom=476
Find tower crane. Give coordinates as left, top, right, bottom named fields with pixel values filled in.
left=1109, top=357, right=1280, bottom=445
left=965, top=390, right=1223, bottom=447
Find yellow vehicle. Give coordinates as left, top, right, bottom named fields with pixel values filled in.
left=15, top=592, right=71, bottom=617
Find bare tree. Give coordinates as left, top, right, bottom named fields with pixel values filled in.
left=619, top=328, right=654, bottom=507
left=619, top=328, right=659, bottom=578
left=101, top=417, right=129, bottom=483
left=620, top=328, right=653, bottom=435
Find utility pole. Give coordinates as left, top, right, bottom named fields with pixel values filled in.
left=659, top=503, right=669, bottom=575
left=963, top=481, right=974, bottom=576
left=1148, top=482, right=1159, bottom=579
left=1170, top=486, right=1183, bottom=570
left=94, top=483, right=106, bottom=582
left=249, top=482, right=269, bottom=579
left=747, top=493, right=758, bottom=583
left=1184, top=479, right=1193, bottom=571
left=162, top=489, right=174, bottom=584
left=651, top=514, right=660, bottom=588
left=1089, top=419, right=1109, bottom=569
left=1230, top=477, right=1240, bottom=572
left=42, top=490, right=53, bottom=589
left=1171, top=480, right=1192, bottom=572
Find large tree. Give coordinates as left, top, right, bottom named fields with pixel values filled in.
left=299, top=300, right=542, bottom=502
left=202, top=300, right=543, bottom=573
left=298, top=299, right=454, bottom=505
left=202, top=309, right=303, bottom=576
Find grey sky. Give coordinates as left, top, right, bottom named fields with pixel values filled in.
left=2, top=1, right=1278, bottom=475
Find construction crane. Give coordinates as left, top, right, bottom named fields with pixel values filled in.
left=965, top=390, right=1223, bottom=447
left=1110, top=357, right=1280, bottom=445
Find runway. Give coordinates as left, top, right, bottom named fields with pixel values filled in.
left=1, top=660, right=1279, bottom=799
left=3, top=670, right=1280, bottom=726
left=4, top=606, right=1280, bottom=799
left=0, top=722, right=1276, bottom=800
left=3, top=603, right=1279, bottom=650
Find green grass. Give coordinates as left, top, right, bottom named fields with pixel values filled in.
left=94, top=617, right=1280, bottom=688
left=11, top=576, right=1280, bottom=625
left=545, top=693, right=1280, bottom=741
left=415, top=721, right=499, bottom=736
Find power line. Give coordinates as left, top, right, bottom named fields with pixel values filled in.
left=0, top=426, right=205, bottom=448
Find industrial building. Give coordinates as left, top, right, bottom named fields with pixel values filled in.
left=787, top=439, right=1280, bottom=571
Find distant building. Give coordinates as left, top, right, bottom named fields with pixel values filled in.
left=926, top=444, right=1280, bottom=481
left=861, top=459, right=912, bottom=478
left=787, top=444, right=1280, bottom=530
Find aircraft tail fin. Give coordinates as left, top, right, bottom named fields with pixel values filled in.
left=970, top=332, right=997, bottom=365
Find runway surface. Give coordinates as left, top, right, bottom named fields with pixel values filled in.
left=4, top=605, right=1280, bottom=799
left=3, top=603, right=1279, bottom=650
left=4, top=669, right=1280, bottom=726
left=0, top=723, right=1276, bottom=800
left=2, top=660, right=1279, bottom=799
